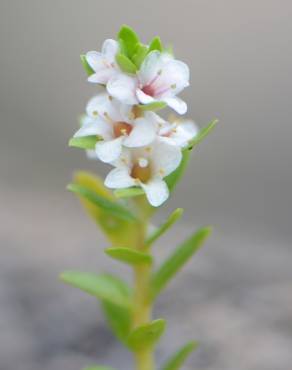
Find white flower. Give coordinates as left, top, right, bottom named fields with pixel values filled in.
left=107, top=51, right=189, bottom=114
left=73, top=93, right=158, bottom=163
left=86, top=39, right=120, bottom=84
left=104, top=138, right=182, bottom=207
left=158, top=117, right=199, bottom=148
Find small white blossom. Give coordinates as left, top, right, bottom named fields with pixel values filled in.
left=107, top=51, right=189, bottom=114
left=74, top=93, right=158, bottom=163
left=86, top=39, right=120, bottom=85
left=104, top=138, right=182, bottom=207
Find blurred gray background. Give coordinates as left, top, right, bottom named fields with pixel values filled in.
left=0, top=1, right=291, bottom=370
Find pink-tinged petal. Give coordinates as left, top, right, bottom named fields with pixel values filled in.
left=163, top=97, right=187, bottom=115
left=139, top=51, right=172, bottom=86
left=95, top=137, right=123, bottom=163
left=140, top=179, right=169, bottom=207
left=86, top=51, right=104, bottom=71
left=74, top=116, right=111, bottom=139
left=136, top=89, right=155, bottom=105
left=88, top=69, right=115, bottom=84
left=153, top=138, right=182, bottom=177
left=107, top=74, right=138, bottom=105
left=123, top=117, right=157, bottom=148
left=102, top=39, right=119, bottom=62
left=105, top=168, right=136, bottom=189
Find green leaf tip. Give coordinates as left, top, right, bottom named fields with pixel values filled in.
left=68, top=136, right=98, bottom=149
left=67, top=183, right=137, bottom=222
left=114, top=187, right=145, bottom=199
left=146, top=208, right=184, bottom=246
left=116, top=53, right=137, bottom=74
left=187, top=119, right=218, bottom=150
left=118, top=25, right=140, bottom=58
left=127, top=319, right=166, bottom=350
left=161, top=341, right=199, bottom=370
left=60, top=271, right=131, bottom=308
left=150, top=226, right=212, bottom=299
left=80, top=54, right=95, bottom=76
left=105, top=247, right=153, bottom=266
left=148, top=36, right=163, bottom=52
left=138, top=101, right=167, bottom=112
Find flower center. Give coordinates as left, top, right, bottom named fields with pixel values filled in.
left=142, top=84, right=156, bottom=97
left=131, top=159, right=151, bottom=183
left=113, top=122, right=133, bottom=137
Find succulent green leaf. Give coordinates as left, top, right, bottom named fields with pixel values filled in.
left=132, top=44, right=149, bottom=68
left=68, top=136, right=98, bottom=150
left=83, top=366, right=116, bottom=370
left=165, top=149, right=191, bottom=192
left=146, top=208, right=184, bottom=247
left=101, top=300, right=131, bottom=344
left=116, top=53, right=137, bottom=74
left=138, top=101, right=167, bottom=112
left=67, top=183, right=137, bottom=222
left=80, top=54, right=95, bottom=76
left=150, top=227, right=212, bottom=299
left=118, top=25, right=140, bottom=57
left=105, top=247, right=153, bottom=266
left=114, top=187, right=145, bottom=199
left=148, top=36, right=163, bottom=52
left=127, top=319, right=166, bottom=350
left=161, top=341, right=199, bottom=370
left=186, top=119, right=218, bottom=150
left=60, top=272, right=131, bottom=308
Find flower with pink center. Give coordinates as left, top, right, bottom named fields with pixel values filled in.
left=107, top=51, right=190, bottom=114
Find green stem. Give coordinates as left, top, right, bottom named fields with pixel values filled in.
left=132, top=215, right=155, bottom=370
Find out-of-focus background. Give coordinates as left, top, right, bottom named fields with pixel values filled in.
left=1, top=1, right=291, bottom=370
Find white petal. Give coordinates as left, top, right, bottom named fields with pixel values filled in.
left=153, top=138, right=182, bottom=177
left=105, top=167, right=136, bottom=189
left=86, top=93, right=124, bottom=122
left=163, top=97, right=187, bottom=115
left=158, top=59, right=190, bottom=96
left=136, top=89, right=155, bottom=104
left=74, top=116, right=110, bottom=138
left=170, top=120, right=199, bottom=147
left=101, top=39, right=119, bottom=61
left=88, top=70, right=115, bottom=84
left=139, top=51, right=171, bottom=86
left=107, top=74, right=138, bottom=105
left=141, top=179, right=169, bottom=207
left=85, top=51, right=104, bottom=71
left=123, top=117, right=157, bottom=148
left=95, top=137, right=123, bottom=163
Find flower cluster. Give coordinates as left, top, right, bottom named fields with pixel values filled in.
left=73, top=26, right=198, bottom=207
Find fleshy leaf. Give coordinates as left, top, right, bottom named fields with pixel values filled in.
left=101, top=300, right=131, bottom=344
left=105, top=247, right=153, bottom=266
left=116, top=53, right=137, bottom=74
left=148, top=36, right=163, bottom=52
left=150, top=227, right=212, bottom=299
left=127, top=319, right=166, bottom=350
left=114, top=187, right=145, bottom=199
left=60, top=272, right=131, bottom=308
left=83, top=366, right=116, bottom=370
left=68, top=183, right=137, bottom=222
left=71, top=172, right=139, bottom=246
left=161, top=341, right=199, bottom=370
left=118, top=25, right=140, bottom=57
left=146, top=208, right=184, bottom=247
left=138, top=101, right=167, bottom=112
left=68, top=136, right=98, bottom=149
left=186, top=119, right=218, bottom=150
left=80, top=54, right=95, bottom=76
left=132, top=44, right=149, bottom=69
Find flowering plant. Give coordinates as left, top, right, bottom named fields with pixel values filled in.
left=61, top=25, right=217, bottom=370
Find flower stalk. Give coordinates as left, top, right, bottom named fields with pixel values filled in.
left=61, top=25, right=217, bottom=370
